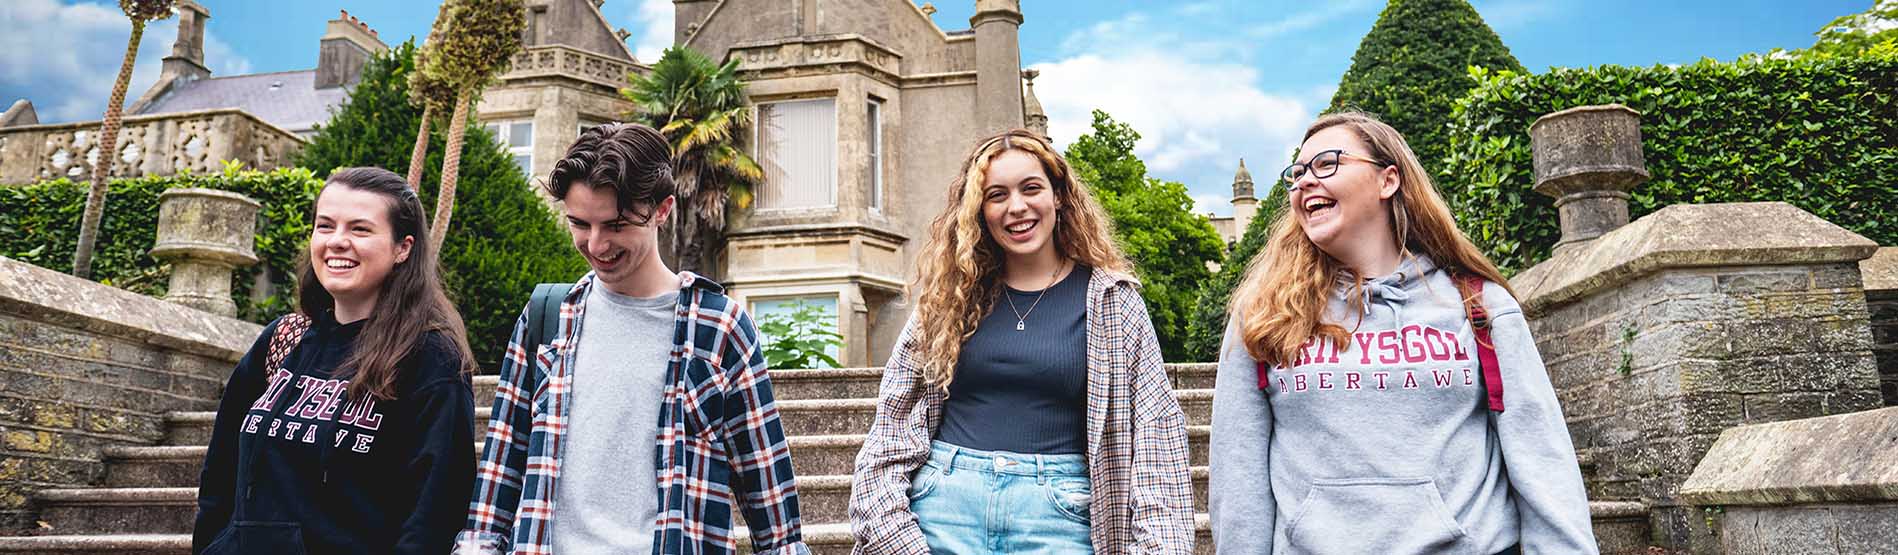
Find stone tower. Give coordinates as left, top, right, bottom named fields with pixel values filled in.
left=973, top=0, right=1025, bottom=133
left=1231, top=158, right=1258, bottom=234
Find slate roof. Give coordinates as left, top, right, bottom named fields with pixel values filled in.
left=133, top=70, right=349, bottom=136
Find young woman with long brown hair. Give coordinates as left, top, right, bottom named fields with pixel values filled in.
left=850, top=129, right=1194, bottom=554
left=1207, top=113, right=1597, bottom=554
left=193, top=167, right=476, bottom=554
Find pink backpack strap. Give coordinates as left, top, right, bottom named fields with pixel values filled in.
left=267, top=313, right=313, bottom=371
left=1453, top=275, right=1504, bottom=413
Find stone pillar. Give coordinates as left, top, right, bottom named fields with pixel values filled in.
left=1022, top=69, right=1049, bottom=139
left=971, top=0, right=1025, bottom=134
left=1529, top=104, right=1648, bottom=255
left=161, top=1, right=212, bottom=82
left=151, top=189, right=261, bottom=317
left=1511, top=107, right=1884, bottom=551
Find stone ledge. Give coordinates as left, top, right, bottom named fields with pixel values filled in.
left=1678, top=406, right=1898, bottom=506
left=1512, top=202, right=1878, bottom=316
left=0, top=256, right=260, bottom=361
left=1862, top=247, right=1898, bottom=294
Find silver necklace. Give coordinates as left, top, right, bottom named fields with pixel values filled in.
left=1004, top=262, right=1066, bottom=331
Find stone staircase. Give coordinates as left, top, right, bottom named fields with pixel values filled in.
left=0, top=365, right=1215, bottom=553
left=0, top=363, right=1650, bottom=553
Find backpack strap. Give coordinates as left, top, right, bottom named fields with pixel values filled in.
left=267, top=313, right=313, bottom=372
left=526, top=283, right=574, bottom=357
left=1453, top=274, right=1505, bottom=413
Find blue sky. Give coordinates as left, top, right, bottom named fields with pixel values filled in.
left=1, top=0, right=1869, bottom=215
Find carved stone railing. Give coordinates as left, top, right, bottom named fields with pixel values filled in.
left=0, top=109, right=304, bottom=184
left=498, top=44, right=645, bottom=92
left=729, top=34, right=904, bottom=82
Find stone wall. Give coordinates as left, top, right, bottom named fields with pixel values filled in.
left=1513, top=202, right=1885, bottom=550
left=1862, top=247, right=1898, bottom=406
left=1678, top=406, right=1898, bottom=554
left=0, top=256, right=258, bottom=528
left=0, top=109, right=304, bottom=184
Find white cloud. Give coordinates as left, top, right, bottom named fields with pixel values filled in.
left=630, top=0, right=674, bottom=62
left=1471, top=0, right=1562, bottom=31
left=0, top=0, right=250, bottom=123
left=1032, top=10, right=1321, bottom=218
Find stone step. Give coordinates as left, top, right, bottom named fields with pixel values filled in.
left=97, top=447, right=204, bottom=489
left=469, top=363, right=1222, bottom=406
left=31, top=488, right=196, bottom=536
left=159, top=389, right=1217, bottom=448
left=0, top=518, right=1222, bottom=554
left=98, top=427, right=1212, bottom=489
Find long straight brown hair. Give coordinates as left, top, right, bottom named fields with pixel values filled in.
left=297, top=167, right=476, bottom=401
left=1230, top=113, right=1514, bottom=368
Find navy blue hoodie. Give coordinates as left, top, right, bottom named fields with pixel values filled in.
left=193, top=313, right=475, bottom=555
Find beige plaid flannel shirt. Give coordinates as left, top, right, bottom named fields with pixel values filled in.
left=849, top=268, right=1195, bottom=554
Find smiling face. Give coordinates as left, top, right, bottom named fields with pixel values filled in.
left=1289, top=126, right=1401, bottom=254
left=981, top=149, right=1062, bottom=261
left=310, top=185, right=412, bottom=310
left=564, top=182, right=671, bottom=294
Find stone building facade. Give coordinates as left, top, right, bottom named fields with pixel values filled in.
left=473, top=0, right=647, bottom=187
left=673, top=0, right=1043, bottom=366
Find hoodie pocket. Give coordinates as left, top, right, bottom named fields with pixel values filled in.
left=1282, top=477, right=1471, bottom=555
left=200, top=521, right=307, bottom=555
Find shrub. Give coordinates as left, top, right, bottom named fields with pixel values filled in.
left=1442, top=53, right=1898, bottom=272
left=2, top=165, right=322, bottom=321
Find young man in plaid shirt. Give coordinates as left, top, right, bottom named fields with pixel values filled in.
left=456, top=123, right=809, bottom=555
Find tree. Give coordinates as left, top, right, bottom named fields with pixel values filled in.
left=1184, top=184, right=1287, bottom=361
left=298, top=41, right=587, bottom=371
left=1806, top=0, right=1898, bottom=58
left=72, top=0, right=175, bottom=278
left=1064, top=110, right=1226, bottom=361
left=1325, top=0, right=1522, bottom=175
left=416, top=0, right=525, bottom=251
left=622, top=46, right=763, bottom=277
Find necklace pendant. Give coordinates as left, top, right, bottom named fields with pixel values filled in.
left=1015, top=321, right=1026, bottom=331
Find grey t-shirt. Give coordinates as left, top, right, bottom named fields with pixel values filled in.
left=551, top=284, right=676, bottom=553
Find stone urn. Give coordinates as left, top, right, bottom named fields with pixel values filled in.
left=1529, top=104, right=1649, bottom=251
left=150, top=188, right=260, bottom=317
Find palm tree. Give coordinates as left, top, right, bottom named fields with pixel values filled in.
left=623, top=46, right=763, bottom=277
left=417, top=0, right=524, bottom=251
left=72, top=0, right=175, bottom=278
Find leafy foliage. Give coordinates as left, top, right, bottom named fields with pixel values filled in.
left=1064, top=110, right=1226, bottom=361
left=1805, top=0, right=1898, bottom=58
left=1443, top=52, right=1898, bottom=272
left=1184, top=184, right=1287, bottom=362
left=299, top=41, right=587, bottom=371
left=623, top=46, right=763, bottom=277
left=2, top=165, right=322, bottom=322
left=1326, top=0, right=1523, bottom=174
left=756, top=301, right=845, bottom=370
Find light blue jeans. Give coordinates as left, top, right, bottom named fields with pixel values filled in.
left=909, top=441, right=1094, bottom=554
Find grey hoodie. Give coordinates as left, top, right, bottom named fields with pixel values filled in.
left=1209, top=256, right=1597, bottom=554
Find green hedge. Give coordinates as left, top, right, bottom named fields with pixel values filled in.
left=1, top=165, right=322, bottom=321
left=1442, top=53, right=1898, bottom=272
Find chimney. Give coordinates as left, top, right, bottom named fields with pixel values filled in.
left=971, top=0, right=1024, bottom=134
left=160, top=0, right=211, bottom=82
left=1529, top=104, right=1649, bottom=254
left=316, top=9, right=390, bottom=89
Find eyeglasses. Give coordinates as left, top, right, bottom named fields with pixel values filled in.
left=1280, top=149, right=1390, bottom=183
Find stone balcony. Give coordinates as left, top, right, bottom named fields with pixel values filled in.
left=497, top=44, right=646, bottom=93
left=0, top=109, right=303, bottom=184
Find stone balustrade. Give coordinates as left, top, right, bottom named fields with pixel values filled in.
left=0, top=109, right=303, bottom=184
left=498, top=44, right=645, bottom=92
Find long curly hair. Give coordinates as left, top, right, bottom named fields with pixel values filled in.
left=909, top=129, right=1130, bottom=391
left=1230, top=112, right=1514, bottom=368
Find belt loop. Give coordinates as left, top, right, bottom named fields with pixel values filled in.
left=1036, top=455, right=1048, bottom=485
left=942, top=443, right=959, bottom=475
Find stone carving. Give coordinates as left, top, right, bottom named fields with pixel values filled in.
left=1529, top=104, right=1648, bottom=250
left=1, top=109, right=306, bottom=183
left=151, top=188, right=261, bottom=316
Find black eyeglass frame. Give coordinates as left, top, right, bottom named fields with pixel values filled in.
left=1280, top=149, right=1392, bottom=183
